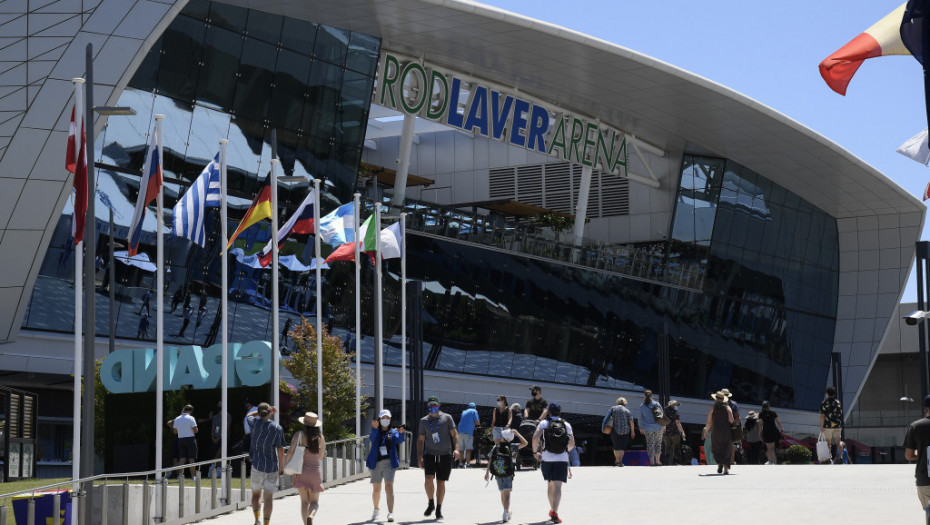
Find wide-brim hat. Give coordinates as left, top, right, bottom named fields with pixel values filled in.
left=746, top=410, right=758, bottom=418
left=667, top=399, right=680, bottom=407
left=721, top=388, right=732, bottom=397
left=711, top=391, right=730, bottom=403
left=298, top=411, right=322, bottom=427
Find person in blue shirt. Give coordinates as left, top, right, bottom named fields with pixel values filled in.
left=367, top=409, right=406, bottom=522
left=639, top=390, right=664, bottom=466
left=458, top=402, right=481, bottom=468
left=247, top=403, right=285, bottom=525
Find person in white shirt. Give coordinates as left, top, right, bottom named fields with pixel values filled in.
left=532, top=402, right=574, bottom=524
left=168, top=404, right=198, bottom=478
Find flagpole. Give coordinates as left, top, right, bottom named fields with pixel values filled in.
left=353, top=193, right=361, bottom=438
left=219, top=138, right=229, bottom=490
left=374, top=199, right=383, bottom=412
left=313, top=179, right=323, bottom=419
left=271, top=158, right=280, bottom=422
left=401, top=212, right=407, bottom=424
left=71, top=77, right=84, bottom=525
left=154, top=114, right=165, bottom=483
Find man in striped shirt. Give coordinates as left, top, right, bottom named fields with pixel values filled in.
left=248, top=403, right=285, bottom=525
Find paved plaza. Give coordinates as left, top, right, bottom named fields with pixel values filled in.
left=201, top=464, right=921, bottom=525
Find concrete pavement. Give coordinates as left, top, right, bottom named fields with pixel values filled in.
left=196, top=463, right=923, bottom=525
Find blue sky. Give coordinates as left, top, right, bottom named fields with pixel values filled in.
left=478, top=0, right=929, bottom=302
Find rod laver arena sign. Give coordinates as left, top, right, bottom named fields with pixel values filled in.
left=100, top=341, right=273, bottom=393
left=375, top=52, right=629, bottom=177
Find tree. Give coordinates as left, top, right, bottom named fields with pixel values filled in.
left=283, top=318, right=368, bottom=439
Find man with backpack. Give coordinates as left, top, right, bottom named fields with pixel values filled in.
left=484, top=428, right=528, bottom=523
left=532, top=402, right=574, bottom=524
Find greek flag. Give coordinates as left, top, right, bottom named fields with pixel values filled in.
left=318, top=201, right=355, bottom=247
left=172, top=153, right=221, bottom=247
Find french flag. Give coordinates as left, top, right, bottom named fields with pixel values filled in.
left=258, top=189, right=315, bottom=267
left=819, top=3, right=911, bottom=95
left=127, top=124, right=163, bottom=256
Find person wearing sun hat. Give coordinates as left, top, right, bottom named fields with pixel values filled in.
left=485, top=427, right=529, bottom=523
left=663, top=399, right=686, bottom=465
left=720, top=388, right=742, bottom=465
left=284, top=411, right=326, bottom=525
left=417, top=395, right=459, bottom=520
left=702, top=391, right=734, bottom=474
left=743, top=410, right=763, bottom=464
left=367, top=409, right=406, bottom=522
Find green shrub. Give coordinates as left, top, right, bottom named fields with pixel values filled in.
left=785, top=444, right=812, bottom=464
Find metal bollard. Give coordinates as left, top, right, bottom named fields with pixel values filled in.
left=224, top=465, right=232, bottom=507
left=195, top=470, right=201, bottom=514
left=178, top=471, right=185, bottom=518
left=122, top=482, right=129, bottom=525
left=0, top=504, right=6, bottom=525
left=240, top=463, right=247, bottom=502
left=211, top=466, right=218, bottom=510
left=53, top=493, right=60, bottom=525
left=160, top=476, right=168, bottom=523
left=27, top=497, right=34, bottom=525
left=340, top=442, right=346, bottom=479
left=142, top=480, right=150, bottom=525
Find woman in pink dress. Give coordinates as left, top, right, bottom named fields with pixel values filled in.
left=284, top=412, right=326, bottom=525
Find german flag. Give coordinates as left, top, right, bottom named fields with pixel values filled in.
left=227, top=174, right=273, bottom=251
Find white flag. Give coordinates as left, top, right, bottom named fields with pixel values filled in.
left=897, top=128, right=930, bottom=166
left=380, top=221, right=403, bottom=260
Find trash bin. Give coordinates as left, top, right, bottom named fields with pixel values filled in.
left=12, top=489, right=72, bottom=525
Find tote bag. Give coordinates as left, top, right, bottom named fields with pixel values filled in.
left=816, top=432, right=831, bottom=462
left=284, top=432, right=305, bottom=475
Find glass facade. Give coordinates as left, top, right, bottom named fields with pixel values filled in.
left=20, top=3, right=840, bottom=412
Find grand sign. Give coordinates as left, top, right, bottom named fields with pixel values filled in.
left=374, top=52, right=629, bottom=178
left=100, top=341, right=273, bottom=393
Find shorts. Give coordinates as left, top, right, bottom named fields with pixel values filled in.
left=540, top=461, right=568, bottom=483
left=496, top=476, right=513, bottom=491
left=918, top=485, right=930, bottom=509
left=763, top=429, right=781, bottom=444
left=610, top=432, right=630, bottom=451
left=492, top=427, right=505, bottom=441
left=423, top=454, right=453, bottom=481
left=171, top=437, right=181, bottom=459
left=822, top=427, right=841, bottom=442
left=178, top=436, right=198, bottom=460
left=370, top=458, right=396, bottom=484
left=459, top=433, right=474, bottom=451
left=251, top=469, right=278, bottom=493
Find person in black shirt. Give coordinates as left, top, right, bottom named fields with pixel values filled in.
left=524, top=385, right=549, bottom=422
left=904, top=394, right=930, bottom=514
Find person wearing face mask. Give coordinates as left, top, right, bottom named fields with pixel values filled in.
left=367, top=409, right=406, bottom=522
left=491, top=395, right=513, bottom=444
left=458, top=402, right=480, bottom=468
left=417, top=396, right=460, bottom=520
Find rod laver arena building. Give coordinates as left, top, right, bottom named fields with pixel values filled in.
left=0, top=0, right=923, bottom=474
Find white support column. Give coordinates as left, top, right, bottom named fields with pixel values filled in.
left=391, top=113, right=416, bottom=206
left=573, top=165, right=593, bottom=246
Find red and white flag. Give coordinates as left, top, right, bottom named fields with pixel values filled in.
left=819, top=3, right=910, bottom=95
left=67, top=86, right=88, bottom=244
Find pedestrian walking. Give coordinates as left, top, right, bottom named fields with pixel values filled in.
left=702, top=391, right=734, bottom=474
left=167, top=405, right=198, bottom=478
left=484, top=428, right=528, bottom=523
left=416, top=396, right=459, bottom=520
left=524, top=385, right=549, bottom=422
left=532, top=402, right=573, bottom=524
left=491, top=395, right=513, bottom=444
left=759, top=400, right=784, bottom=465
left=284, top=411, right=325, bottom=525
left=175, top=303, right=194, bottom=337
left=458, top=402, right=480, bottom=467
left=663, top=399, right=686, bottom=465
left=744, top=410, right=763, bottom=465
left=136, top=312, right=150, bottom=339
left=368, top=409, right=405, bottom=523
left=721, top=388, right=742, bottom=465
left=138, top=288, right=152, bottom=315
left=903, top=394, right=930, bottom=518
left=639, top=390, right=664, bottom=466
left=247, top=403, right=285, bottom=525
left=602, top=397, right=635, bottom=467
left=820, top=386, right=843, bottom=463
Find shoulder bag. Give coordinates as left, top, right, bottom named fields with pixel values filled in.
left=284, top=431, right=305, bottom=475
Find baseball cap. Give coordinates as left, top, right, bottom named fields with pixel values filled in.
left=427, top=395, right=440, bottom=405
left=548, top=402, right=561, bottom=415
left=468, top=402, right=476, bottom=408
left=501, top=429, right=515, bottom=442
left=529, top=385, right=541, bottom=391
left=379, top=409, right=392, bottom=419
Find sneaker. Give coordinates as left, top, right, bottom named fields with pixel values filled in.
left=372, top=508, right=380, bottom=521
left=550, top=512, right=562, bottom=523
left=424, top=501, right=435, bottom=517
left=435, top=507, right=443, bottom=521
left=503, top=510, right=509, bottom=522
left=505, top=510, right=512, bottom=522
left=387, top=513, right=394, bottom=522
left=764, top=461, right=773, bottom=465
left=253, top=519, right=261, bottom=525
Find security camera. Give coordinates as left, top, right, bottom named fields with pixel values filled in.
left=904, top=310, right=930, bottom=326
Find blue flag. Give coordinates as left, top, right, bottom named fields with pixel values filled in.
left=171, top=153, right=221, bottom=247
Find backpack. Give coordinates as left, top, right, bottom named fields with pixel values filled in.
left=652, top=405, right=670, bottom=426
left=489, top=445, right=514, bottom=478
left=543, top=418, right=569, bottom=454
